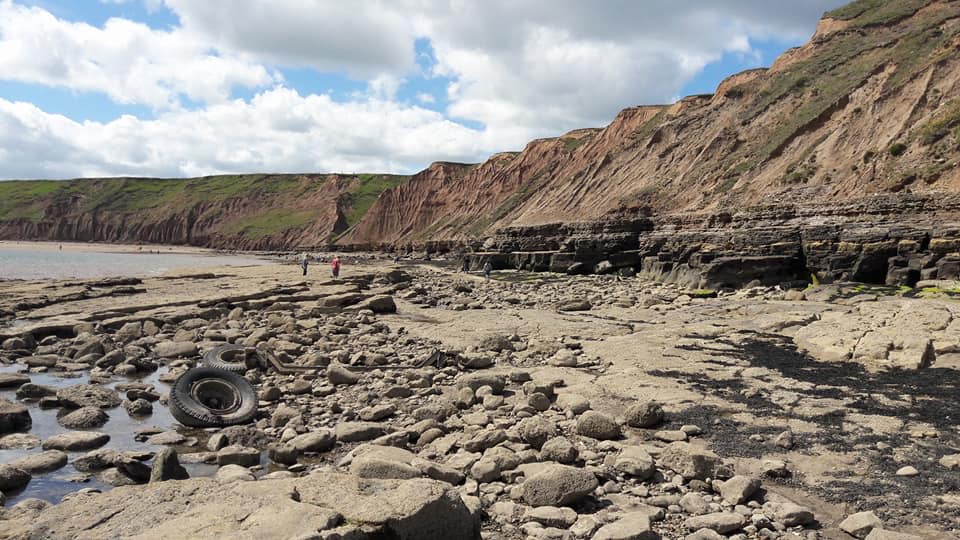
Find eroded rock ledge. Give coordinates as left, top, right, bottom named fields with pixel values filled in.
left=469, top=193, right=960, bottom=289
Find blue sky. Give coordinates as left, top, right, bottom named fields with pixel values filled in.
left=0, top=0, right=845, bottom=179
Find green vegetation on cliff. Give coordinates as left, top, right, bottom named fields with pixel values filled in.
left=342, top=174, right=409, bottom=227
left=0, top=172, right=409, bottom=248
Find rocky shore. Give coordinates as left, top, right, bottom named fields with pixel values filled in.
left=463, top=193, right=960, bottom=292
left=0, top=261, right=958, bottom=539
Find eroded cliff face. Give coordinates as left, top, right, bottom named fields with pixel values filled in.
left=0, top=173, right=407, bottom=250
left=343, top=0, right=960, bottom=248
left=336, top=0, right=960, bottom=287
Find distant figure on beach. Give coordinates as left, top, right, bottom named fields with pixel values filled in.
left=58, top=244, right=62, bottom=251
left=331, top=255, right=341, bottom=279
left=461, top=254, right=470, bottom=273
left=300, top=253, right=309, bottom=276
left=483, top=261, right=492, bottom=280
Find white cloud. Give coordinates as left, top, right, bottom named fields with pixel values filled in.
left=163, top=0, right=417, bottom=79
left=411, top=0, right=844, bottom=140
left=0, top=0, right=276, bottom=109
left=0, top=87, right=490, bottom=179
left=0, top=0, right=849, bottom=178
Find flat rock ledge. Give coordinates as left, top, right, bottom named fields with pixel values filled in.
left=0, top=471, right=480, bottom=540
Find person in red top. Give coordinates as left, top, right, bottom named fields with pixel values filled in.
left=331, top=255, right=341, bottom=278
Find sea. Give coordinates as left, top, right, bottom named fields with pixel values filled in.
left=0, top=244, right=269, bottom=280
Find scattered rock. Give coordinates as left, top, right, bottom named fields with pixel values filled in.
left=624, top=401, right=664, bottom=428
left=576, top=411, right=621, bottom=440
left=327, top=363, right=360, bottom=385
left=718, top=475, right=760, bottom=505
left=42, top=431, right=110, bottom=451
left=217, top=445, right=261, bottom=467
left=58, top=406, right=108, bottom=429
left=684, top=512, right=746, bottom=534
left=0, top=397, right=31, bottom=434
left=839, top=511, right=883, bottom=539
left=592, top=512, right=660, bottom=540
left=154, top=341, right=198, bottom=359
left=9, top=450, right=68, bottom=474
left=522, top=464, right=598, bottom=507
left=0, top=464, right=31, bottom=491
left=658, top=442, right=723, bottom=480
left=56, top=384, right=122, bottom=409
left=150, top=448, right=189, bottom=482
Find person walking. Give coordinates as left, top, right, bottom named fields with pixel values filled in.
left=331, top=255, right=342, bottom=279
left=300, top=253, right=309, bottom=276
left=483, top=261, right=492, bottom=280
left=461, top=254, right=470, bottom=273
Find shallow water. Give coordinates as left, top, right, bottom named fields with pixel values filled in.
left=0, top=246, right=268, bottom=280
left=0, top=363, right=220, bottom=505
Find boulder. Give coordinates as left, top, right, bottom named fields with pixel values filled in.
left=56, top=384, right=122, bottom=409
left=1, top=471, right=480, bottom=539
left=524, top=506, right=578, bottom=528
left=9, top=450, right=68, bottom=474
left=518, top=417, right=558, bottom=449
left=839, top=511, right=883, bottom=539
left=154, top=341, right=198, bottom=359
left=556, top=393, right=590, bottom=414
left=864, top=530, right=923, bottom=540
left=613, top=447, right=656, bottom=480
left=150, top=448, right=189, bottom=482
left=0, top=464, right=31, bottom=492
left=0, top=397, right=31, bottom=434
left=42, top=431, right=110, bottom=451
left=592, top=512, right=660, bottom=540
left=657, top=442, right=722, bottom=480
left=684, top=512, right=746, bottom=534
left=0, top=373, right=30, bottom=389
left=124, top=398, right=154, bottom=416
left=352, top=295, right=397, bottom=314
left=327, top=363, right=360, bottom=385
left=576, top=411, right=621, bottom=440
left=940, top=454, right=960, bottom=470
left=624, top=401, right=664, bottom=428
left=320, top=292, right=366, bottom=308
left=58, top=406, right=109, bottom=429
left=289, top=430, right=336, bottom=453
left=217, top=445, right=261, bottom=467
left=540, top=436, right=578, bottom=464
left=557, top=300, right=591, bottom=312
left=718, top=475, right=760, bottom=505
left=522, top=464, right=598, bottom=507
left=762, top=501, right=815, bottom=527
left=456, top=373, right=506, bottom=394
left=350, top=445, right=421, bottom=480
left=215, top=464, right=256, bottom=483
left=335, top=422, right=388, bottom=443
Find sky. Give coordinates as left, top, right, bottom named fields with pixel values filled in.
left=0, top=0, right=848, bottom=180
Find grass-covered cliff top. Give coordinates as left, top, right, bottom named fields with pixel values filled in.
left=0, top=172, right=409, bottom=241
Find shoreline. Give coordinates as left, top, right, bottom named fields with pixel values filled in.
left=0, top=240, right=249, bottom=256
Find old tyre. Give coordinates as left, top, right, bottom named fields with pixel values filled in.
left=203, top=344, right=253, bottom=374
left=169, top=367, right=257, bottom=428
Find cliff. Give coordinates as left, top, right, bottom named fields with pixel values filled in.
left=0, top=173, right=407, bottom=250
left=341, top=0, right=960, bottom=246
